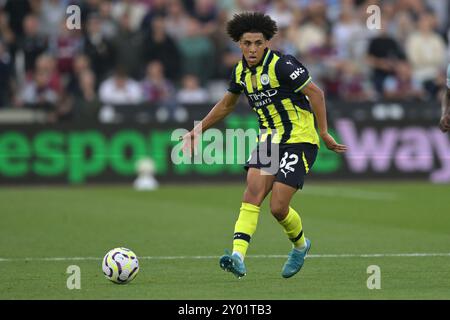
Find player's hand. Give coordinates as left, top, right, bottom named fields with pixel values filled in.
left=181, top=131, right=199, bottom=156
left=320, top=132, right=347, bottom=153
left=439, top=114, right=450, bottom=132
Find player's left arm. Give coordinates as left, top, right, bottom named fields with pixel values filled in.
left=277, top=55, right=346, bottom=153
left=301, top=82, right=347, bottom=153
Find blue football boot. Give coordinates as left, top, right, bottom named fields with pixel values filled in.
left=219, top=250, right=246, bottom=279
left=281, top=238, right=311, bottom=278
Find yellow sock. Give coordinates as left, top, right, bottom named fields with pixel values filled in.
left=232, top=202, right=260, bottom=259
left=279, top=207, right=306, bottom=248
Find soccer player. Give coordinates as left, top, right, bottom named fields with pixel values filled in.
left=439, top=64, right=450, bottom=133
left=182, top=12, right=347, bottom=278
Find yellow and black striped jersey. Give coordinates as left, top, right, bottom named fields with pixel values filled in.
left=228, top=49, right=319, bottom=146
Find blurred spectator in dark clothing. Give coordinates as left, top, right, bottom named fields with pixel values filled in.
left=98, top=0, right=119, bottom=40
left=70, top=69, right=101, bottom=121
left=176, top=74, right=209, bottom=105
left=142, top=15, right=180, bottom=82
left=0, top=9, right=15, bottom=50
left=34, top=54, right=62, bottom=95
left=181, top=0, right=196, bottom=15
left=338, top=61, right=374, bottom=102
left=111, top=13, right=144, bottom=79
left=18, top=14, right=48, bottom=73
left=3, top=0, right=31, bottom=39
left=83, top=13, right=115, bottom=82
left=79, top=0, right=103, bottom=27
left=367, top=19, right=406, bottom=97
left=382, top=61, right=424, bottom=101
left=192, top=0, right=218, bottom=35
left=141, top=60, right=176, bottom=104
left=396, top=0, right=434, bottom=22
left=66, top=54, right=94, bottom=95
left=0, top=40, right=13, bottom=107
left=210, top=9, right=238, bottom=79
left=141, top=60, right=186, bottom=123
left=139, top=0, right=167, bottom=31
left=72, top=53, right=92, bottom=76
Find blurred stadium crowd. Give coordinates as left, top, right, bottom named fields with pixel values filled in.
left=0, top=0, right=449, bottom=123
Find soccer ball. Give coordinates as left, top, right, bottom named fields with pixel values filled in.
left=102, top=247, right=139, bottom=284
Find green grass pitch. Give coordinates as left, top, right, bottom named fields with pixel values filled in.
left=1, top=182, right=450, bottom=300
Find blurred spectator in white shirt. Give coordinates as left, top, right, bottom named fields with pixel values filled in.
left=177, top=74, right=209, bottom=105
left=19, top=61, right=63, bottom=123
left=332, top=5, right=365, bottom=61
left=39, top=0, right=66, bottom=40
left=111, top=0, right=147, bottom=32
left=99, top=66, right=143, bottom=105
left=405, top=13, right=446, bottom=98
left=266, top=0, right=293, bottom=29
left=165, top=0, right=190, bottom=41
left=289, top=4, right=327, bottom=57
left=21, top=70, right=58, bottom=107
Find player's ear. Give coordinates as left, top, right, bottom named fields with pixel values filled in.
left=238, top=39, right=245, bottom=50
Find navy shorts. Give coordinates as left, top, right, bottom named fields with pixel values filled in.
left=244, top=141, right=318, bottom=189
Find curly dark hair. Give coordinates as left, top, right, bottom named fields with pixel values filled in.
left=226, top=12, right=278, bottom=42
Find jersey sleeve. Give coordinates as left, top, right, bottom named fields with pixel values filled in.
left=276, top=55, right=312, bottom=93
left=227, top=65, right=244, bottom=94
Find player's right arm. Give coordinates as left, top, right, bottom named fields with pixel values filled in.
left=182, top=92, right=240, bottom=154
left=182, top=64, right=243, bottom=154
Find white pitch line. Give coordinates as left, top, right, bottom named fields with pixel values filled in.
left=1, top=253, right=450, bottom=262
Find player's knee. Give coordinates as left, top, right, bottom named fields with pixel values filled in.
left=243, top=187, right=266, bottom=206
left=270, top=201, right=289, bottom=221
